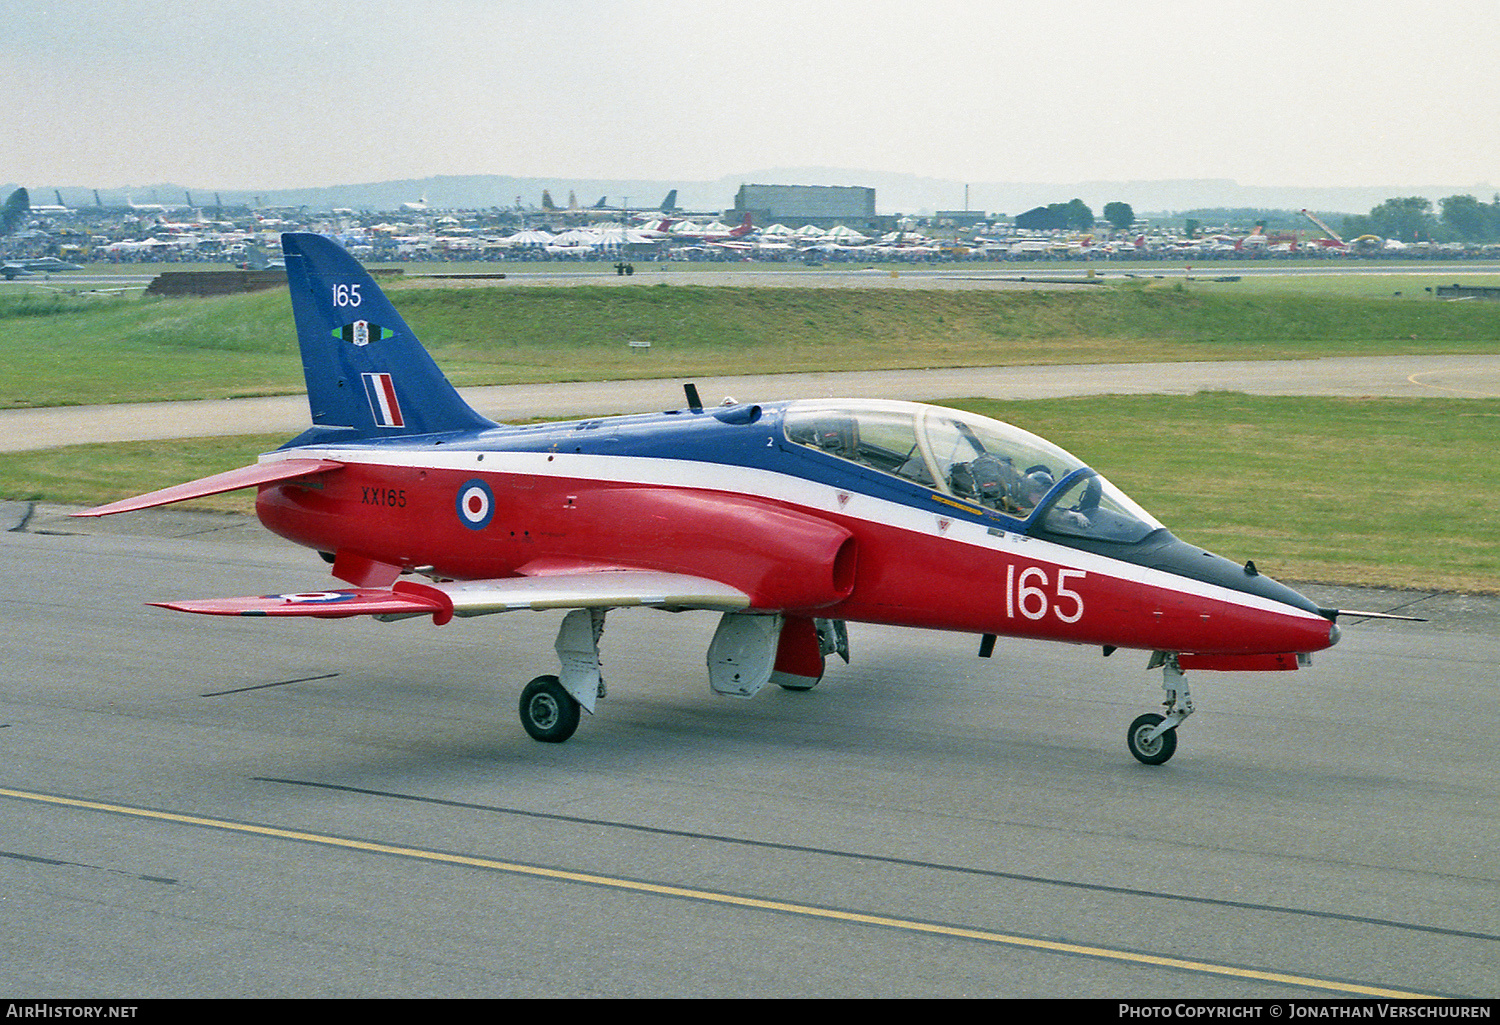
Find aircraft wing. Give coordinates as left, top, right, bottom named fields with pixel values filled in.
left=151, top=570, right=752, bottom=624
left=73, top=459, right=343, bottom=517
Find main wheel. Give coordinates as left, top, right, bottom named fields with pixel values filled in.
left=774, top=671, right=822, bottom=691
left=519, top=675, right=580, bottom=743
left=1127, top=713, right=1177, bottom=765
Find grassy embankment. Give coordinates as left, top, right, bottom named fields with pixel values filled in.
left=5, top=394, right=1496, bottom=592
left=5, top=279, right=1500, bottom=407
left=2, top=281, right=1498, bottom=591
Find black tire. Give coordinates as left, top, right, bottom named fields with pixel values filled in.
left=519, top=675, right=580, bottom=743
left=1127, top=713, right=1177, bottom=765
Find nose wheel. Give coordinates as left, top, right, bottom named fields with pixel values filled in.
left=1128, top=653, right=1195, bottom=765
left=1127, top=713, right=1177, bottom=764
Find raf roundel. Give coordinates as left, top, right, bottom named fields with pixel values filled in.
left=269, top=592, right=355, bottom=604
left=456, top=479, right=495, bottom=530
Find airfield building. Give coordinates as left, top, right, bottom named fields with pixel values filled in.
left=728, top=183, right=894, bottom=231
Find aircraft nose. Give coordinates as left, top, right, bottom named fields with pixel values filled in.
left=1145, top=538, right=1321, bottom=614
left=1138, top=535, right=1341, bottom=652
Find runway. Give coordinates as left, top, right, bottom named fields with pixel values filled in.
left=1, top=510, right=1495, bottom=998
left=4, top=353, right=1500, bottom=452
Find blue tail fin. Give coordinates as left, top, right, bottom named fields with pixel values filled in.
left=281, top=232, right=495, bottom=440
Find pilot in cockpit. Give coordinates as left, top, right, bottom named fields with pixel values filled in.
left=1015, top=466, right=1055, bottom=514
left=1018, top=465, right=1093, bottom=531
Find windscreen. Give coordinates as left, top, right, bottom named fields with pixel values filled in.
left=784, top=400, right=1163, bottom=543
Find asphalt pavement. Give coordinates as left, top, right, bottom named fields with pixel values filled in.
left=2, top=518, right=1493, bottom=998
left=5, top=353, right=1500, bottom=452
left=3, top=345, right=1497, bottom=998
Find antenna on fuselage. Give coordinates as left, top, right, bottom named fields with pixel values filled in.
left=684, top=383, right=703, bottom=413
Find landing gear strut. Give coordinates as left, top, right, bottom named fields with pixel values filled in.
left=1128, top=653, right=1195, bottom=765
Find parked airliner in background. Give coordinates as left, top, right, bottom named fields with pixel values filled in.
left=77, top=233, right=1416, bottom=764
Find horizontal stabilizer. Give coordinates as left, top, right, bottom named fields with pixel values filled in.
left=72, top=459, right=342, bottom=517
left=151, top=587, right=445, bottom=619
left=148, top=570, right=752, bottom=625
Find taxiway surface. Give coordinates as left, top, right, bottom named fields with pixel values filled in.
left=3, top=328, right=1497, bottom=995
left=2, top=509, right=1495, bottom=998
left=4, top=353, right=1500, bottom=452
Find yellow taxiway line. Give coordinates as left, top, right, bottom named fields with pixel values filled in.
left=0, top=785, right=1443, bottom=999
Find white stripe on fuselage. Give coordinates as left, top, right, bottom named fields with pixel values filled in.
left=260, top=445, right=1324, bottom=624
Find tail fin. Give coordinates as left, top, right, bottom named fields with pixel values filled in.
left=659, top=189, right=678, bottom=212
left=2, top=188, right=28, bottom=235
left=281, top=232, right=495, bottom=439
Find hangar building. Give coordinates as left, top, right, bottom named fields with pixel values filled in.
left=728, top=184, right=895, bottom=231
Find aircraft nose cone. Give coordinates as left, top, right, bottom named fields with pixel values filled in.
left=1144, top=536, right=1322, bottom=616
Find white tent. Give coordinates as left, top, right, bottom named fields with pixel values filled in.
left=824, top=225, right=869, bottom=242
left=548, top=228, right=598, bottom=246
left=503, top=229, right=556, bottom=248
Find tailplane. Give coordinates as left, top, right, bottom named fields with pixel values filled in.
left=282, top=232, right=495, bottom=439
left=2, top=187, right=29, bottom=235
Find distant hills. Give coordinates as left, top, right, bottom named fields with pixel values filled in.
left=11, top=170, right=1499, bottom=219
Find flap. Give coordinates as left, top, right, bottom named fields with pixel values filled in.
left=402, top=570, right=751, bottom=617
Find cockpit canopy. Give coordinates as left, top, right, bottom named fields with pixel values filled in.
left=783, top=400, right=1163, bottom=544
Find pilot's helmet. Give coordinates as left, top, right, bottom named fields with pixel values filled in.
left=1019, top=468, right=1055, bottom=504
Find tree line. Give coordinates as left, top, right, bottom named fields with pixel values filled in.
left=1013, top=199, right=1136, bottom=232
left=1011, top=194, right=1500, bottom=243
left=1341, top=195, right=1500, bottom=244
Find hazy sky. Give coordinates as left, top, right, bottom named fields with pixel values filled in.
left=7, top=0, right=1499, bottom=190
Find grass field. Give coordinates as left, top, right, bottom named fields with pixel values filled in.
left=951, top=394, right=1500, bottom=593
left=6, top=277, right=1500, bottom=407
left=5, top=393, right=1497, bottom=593
left=3, top=274, right=1498, bottom=591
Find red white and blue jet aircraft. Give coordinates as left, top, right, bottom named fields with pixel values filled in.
left=78, top=232, right=1406, bottom=764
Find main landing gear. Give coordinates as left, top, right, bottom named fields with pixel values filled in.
left=514, top=610, right=851, bottom=743
left=1127, top=653, right=1195, bottom=765
left=519, top=675, right=580, bottom=743
left=515, top=608, right=607, bottom=743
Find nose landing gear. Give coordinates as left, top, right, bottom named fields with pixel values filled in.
left=1128, top=653, right=1195, bottom=765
